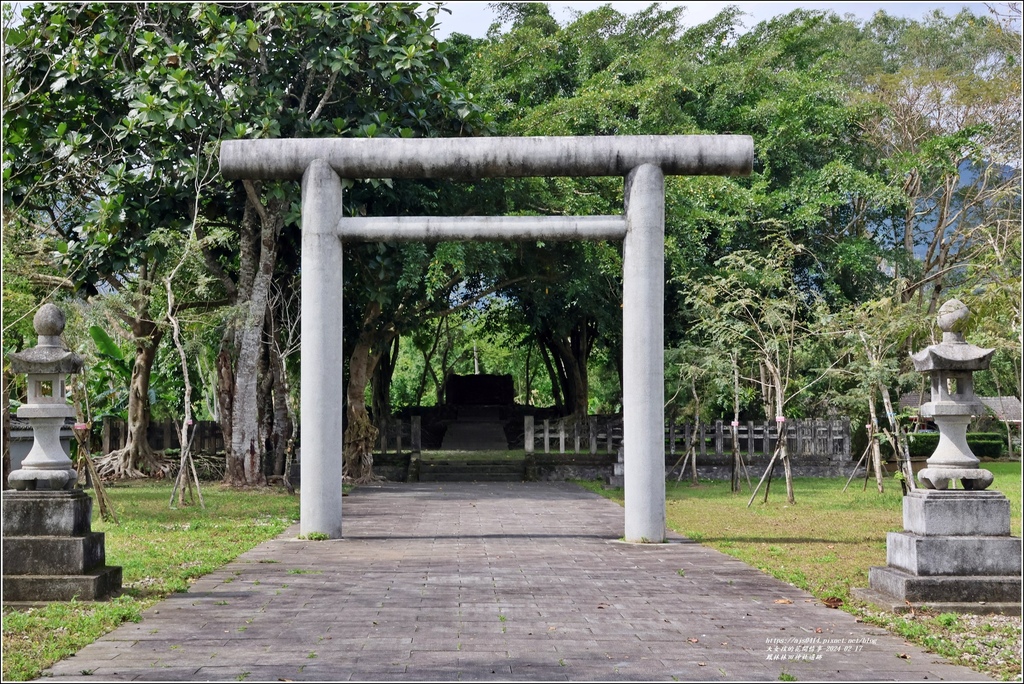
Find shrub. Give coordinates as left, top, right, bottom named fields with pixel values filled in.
left=907, top=432, right=939, bottom=458
left=907, top=432, right=1006, bottom=459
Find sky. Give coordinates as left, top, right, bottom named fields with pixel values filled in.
left=431, top=2, right=989, bottom=39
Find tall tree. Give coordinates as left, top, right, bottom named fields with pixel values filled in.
left=855, top=9, right=1021, bottom=312
left=4, top=2, right=492, bottom=483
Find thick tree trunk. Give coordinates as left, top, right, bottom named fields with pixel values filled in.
left=225, top=194, right=282, bottom=486
left=97, top=322, right=164, bottom=479
left=537, top=340, right=564, bottom=413
left=269, top=336, right=293, bottom=480
left=539, top=319, right=594, bottom=418
left=344, top=337, right=381, bottom=483
left=371, top=336, right=400, bottom=425
left=216, top=345, right=236, bottom=469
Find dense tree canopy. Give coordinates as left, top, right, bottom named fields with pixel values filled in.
left=2, top=2, right=1019, bottom=485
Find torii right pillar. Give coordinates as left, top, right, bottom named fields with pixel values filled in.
left=623, top=164, right=666, bottom=542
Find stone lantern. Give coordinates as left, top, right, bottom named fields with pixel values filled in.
left=2, top=303, right=121, bottom=602
left=855, top=299, right=1020, bottom=614
left=910, top=298, right=995, bottom=490
left=7, top=303, right=82, bottom=491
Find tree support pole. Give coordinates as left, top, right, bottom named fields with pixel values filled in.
left=300, top=160, right=345, bottom=538
left=623, top=164, right=666, bottom=543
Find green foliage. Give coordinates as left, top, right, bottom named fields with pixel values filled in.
left=907, top=432, right=1007, bottom=459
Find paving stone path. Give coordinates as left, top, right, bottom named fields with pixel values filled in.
left=46, top=482, right=989, bottom=681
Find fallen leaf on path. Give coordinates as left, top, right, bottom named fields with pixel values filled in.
left=773, top=599, right=793, bottom=604
left=698, top=662, right=707, bottom=667
left=897, top=653, right=909, bottom=659
left=687, top=638, right=699, bottom=643
left=815, top=628, right=822, bottom=634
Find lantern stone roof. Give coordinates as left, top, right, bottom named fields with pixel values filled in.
left=7, top=303, right=83, bottom=374
left=909, top=299, right=994, bottom=372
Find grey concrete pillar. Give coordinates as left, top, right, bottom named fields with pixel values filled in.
left=300, top=160, right=345, bottom=538
left=623, top=164, right=666, bottom=543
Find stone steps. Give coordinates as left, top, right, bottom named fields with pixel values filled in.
left=418, top=460, right=525, bottom=482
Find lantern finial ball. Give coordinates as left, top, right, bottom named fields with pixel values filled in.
left=33, top=303, right=66, bottom=337
left=937, top=299, right=969, bottom=334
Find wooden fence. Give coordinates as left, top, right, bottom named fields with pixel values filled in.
left=100, top=417, right=224, bottom=454
left=376, top=416, right=421, bottom=455
left=100, top=414, right=849, bottom=463
left=524, top=415, right=851, bottom=462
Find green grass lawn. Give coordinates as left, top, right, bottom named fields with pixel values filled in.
left=578, top=461, right=1022, bottom=681
left=1, top=482, right=301, bottom=681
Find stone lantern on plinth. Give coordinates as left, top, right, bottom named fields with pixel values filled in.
left=854, top=299, right=1021, bottom=614
left=7, top=304, right=82, bottom=491
left=2, top=303, right=122, bottom=602
left=912, top=299, right=995, bottom=490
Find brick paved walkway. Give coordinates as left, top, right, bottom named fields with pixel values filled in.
left=45, top=482, right=989, bottom=681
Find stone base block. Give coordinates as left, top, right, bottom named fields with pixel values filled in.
left=3, top=533, right=107, bottom=575
left=1, top=566, right=123, bottom=602
left=868, top=565, right=1021, bottom=604
left=903, top=489, right=1010, bottom=536
left=887, top=532, right=1022, bottom=576
left=2, top=489, right=93, bottom=537
left=851, top=587, right=1021, bottom=616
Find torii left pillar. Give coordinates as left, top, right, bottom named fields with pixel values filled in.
left=299, top=160, right=345, bottom=538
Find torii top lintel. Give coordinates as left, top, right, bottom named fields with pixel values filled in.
left=219, top=135, right=753, bottom=181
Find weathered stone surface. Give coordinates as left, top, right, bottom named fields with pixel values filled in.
left=918, top=466, right=994, bottom=490
left=298, top=159, right=345, bottom=539
left=2, top=489, right=93, bottom=537
left=342, top=215, right=627, bottom=243
left=221, top=135, right=755, bottom=180
left=8, top=303, right=83, bottom=374
left=868, top=566, right=1021, bottom=603
left=3, top=532, right=107, bottom=575
left=2, top=565, right=122, bottom=602
left=886, top=532, right=1022, bottom=576
left=902, top=489, right=1011, bottom=536
left=622, top=164, right=665, bottom=543
left=851, top=586, right=1020, bottom=616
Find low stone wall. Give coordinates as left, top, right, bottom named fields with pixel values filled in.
left=528, top=454, right=617, bottom=482
left=373, top=453, right=412, bottom=482
left=368, top=452, right=852, bottom=483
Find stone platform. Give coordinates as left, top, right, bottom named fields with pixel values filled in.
left=42, top=483, right=989, bottom=681
left=860, top=489, right=1021, bottom=615
left=2, top=489, right=122, bottom=602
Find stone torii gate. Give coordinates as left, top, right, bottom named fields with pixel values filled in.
left=220, top=135, right=753, bottom=542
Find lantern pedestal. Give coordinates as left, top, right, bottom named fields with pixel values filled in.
left=855, top=490, right=1021, bottom=615
left=2, top=489, right=122, bottom=602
